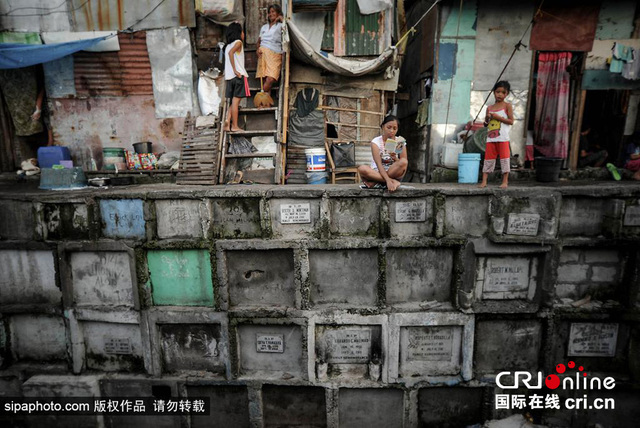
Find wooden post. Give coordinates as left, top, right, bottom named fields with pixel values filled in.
left=280, top=2, right=292, bottom=185
left=569, top=90, right=586, bottom=170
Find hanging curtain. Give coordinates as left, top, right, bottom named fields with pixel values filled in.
left=534, top=52, right=572, bottom=158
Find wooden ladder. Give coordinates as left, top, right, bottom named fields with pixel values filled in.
left=176, top=112, right=221, bottom=185
left=217, top=50, right=284, bottom=184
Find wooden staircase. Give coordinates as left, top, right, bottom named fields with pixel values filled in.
left=218, top=52, right=284, bottom=184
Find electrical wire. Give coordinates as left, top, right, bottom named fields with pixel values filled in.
left=443, top=0, right=465, bottom=144
left=464, top=0, right=546, bottom=138
left=0, top=0, right=91, bottom=17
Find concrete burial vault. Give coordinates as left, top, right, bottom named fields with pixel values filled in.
left=0, top=182, right=639, bottom=427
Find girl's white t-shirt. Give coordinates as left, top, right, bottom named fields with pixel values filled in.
left=224, top=40, right=248, bottom=80
left=370, top=135, right=391, bottom=170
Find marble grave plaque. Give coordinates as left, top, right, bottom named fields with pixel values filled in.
left=568, top=323, right=618, bottom=357
left=256, top=334, right=285, bottom=353
left=325, top=329, right=372, bottom=363
left=104, top=337, right=133, bottom=355
left=280, top=203, right=311, bottom=224
left=395, top=201, right=427, bottom=223
left=506, top=213, right=540, bottom=236
left=406, top=326, right=454, bottom=362
left=483, top=257, right=530, bottom=294
left=624, top=205, right=640, bottom=226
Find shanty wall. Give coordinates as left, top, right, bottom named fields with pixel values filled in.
left=1, top=184, right=640, bottom=427
left=425, top=0, right=639, bottom=180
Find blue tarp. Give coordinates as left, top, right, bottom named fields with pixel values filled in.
left=0, top=36, right=108, bottom=69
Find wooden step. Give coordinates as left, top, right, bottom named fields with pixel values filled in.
left=227, top=129, right=277, bottom=136
left=225, top=152, right=276, bottom=159
left=239, top=107, right=278, bottom=114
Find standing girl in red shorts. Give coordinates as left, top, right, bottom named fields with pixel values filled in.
left=479, top=81, right=514, bottom=189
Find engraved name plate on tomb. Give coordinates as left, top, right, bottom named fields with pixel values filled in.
left=482, top=257, right=532, bottom=299
left=406, top=326, right=454, bottom=362
left=506, top=213, right=540, bottom=236
left=104, top=337, right=132, bottom=355
left=623, top=205, right=640, bottom=226
left=568, top=323, right=618, bottom=357
left=325, top=329, right=372, bottom=363
left=395, top=201, right=427, bottom=223
left=280, top=203, right=311, bottom=224
left=256, top=334, right=285, bottom=353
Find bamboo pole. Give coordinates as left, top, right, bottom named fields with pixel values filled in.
left=280, top=2, right=293, bottom=185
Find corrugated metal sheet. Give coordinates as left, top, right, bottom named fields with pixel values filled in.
left=344, top=0, right=382, bottom=56
left=322, top=12, right=335, bottom=50
left=74, top=32, right=153, bottom=97
left=70, top=0, right=195, bottom=31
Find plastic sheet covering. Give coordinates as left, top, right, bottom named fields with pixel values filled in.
left=146, top=28, right=197, bottom=118
left=289, top=109, right=325, bottom=146
left=291, top=12, right=326, bottom=52
left=196, top=0, right=244, bottom=25
left=41, top=31, right=119, bottom=52
left=286, top=19, right=396, bottom=77
left=0, top=36, right=107, bottom=69
left=356, top=0, right=393, bottom=15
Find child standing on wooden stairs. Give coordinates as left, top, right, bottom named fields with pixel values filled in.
left=224, top=22, right=250, bottom=132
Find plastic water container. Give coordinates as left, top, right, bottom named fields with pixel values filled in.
left=458, top=153, right=481, bottom=183
left=103, top=147, right=127, bottom=171
left=535, top=157, right=563, bottom=182
left=306, top=172, right=327, bottom=184
left=442, top=141, right=464, bottom=169
left=37, top=146, right=71, bottom=169
left=305, top=148, right=326, bottom=171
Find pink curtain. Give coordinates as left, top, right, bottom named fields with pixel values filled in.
left=534, top=52, right=572, bottom=158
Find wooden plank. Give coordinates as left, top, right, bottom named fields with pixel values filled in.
left=225, top=152, right=276, bottom=159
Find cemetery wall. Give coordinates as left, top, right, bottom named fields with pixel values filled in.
left=1, top=184, right=639, bottom=427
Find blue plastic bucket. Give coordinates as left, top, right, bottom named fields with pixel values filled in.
left=458, top=153, right=481, bottom=183
left=306, top=172, right=327, bottom=184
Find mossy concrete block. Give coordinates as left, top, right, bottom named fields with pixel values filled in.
left=81, top=321, right=144, bottom=372
left=188, top=385, right=251, bottom=428
left=0, top=200, right=35, bottom=240
left=385, top=247, right=453, bottom=305
left=237, top=324, right=305, bottom=379
left=308, top=249, right=379, bottom=308
left=387, top=197, right=434, bottom=237
left=10, top=314, right=67, bottom=362
left=418, top=387, right=484, bottom=427
left=262, top=385, right=326, bottom=427
left=338, top=388, right=404, bottom=428
left=329, top=198, right=380, bottom=237
left=227, top=249, right=296, bottom=308
left=70, top=251, right=136, bottom=308
left=212, top=198, right=262, bottom=238
left=475, top=319, right=541, bottom=374
left=269, top=198, right=321, bottom=239
left=0, top=249, right=60, bottom=306
left=156, top=199, right=210, bottom=239
left=559, top=198, right=605, bottom=237
left=442, top=196, right=488, bottom=237
left=148, top=249, right=214, bottom=306
left=43, top=203, right=90, bottom=240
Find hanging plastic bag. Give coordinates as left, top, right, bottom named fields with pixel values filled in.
left=198, top=70, right=221, bottom=116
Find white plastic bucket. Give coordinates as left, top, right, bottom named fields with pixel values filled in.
left=442, top=141, right=464, bottom=169
left=305, top=148, right=326, bottom=172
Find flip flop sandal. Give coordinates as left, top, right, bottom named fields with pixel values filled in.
left=606, top=163, right=621, bottom=181
left=360, top=182, right=387, bottom=189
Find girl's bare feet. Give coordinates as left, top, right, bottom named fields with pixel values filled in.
left=478, top=182, right=487, bottom=188
left=499, top=182, right=508, bottom=189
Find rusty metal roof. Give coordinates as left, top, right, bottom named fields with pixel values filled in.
left=75, top=32, right=153, bottom=97
left=70, top=0, right=195, bottom=31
